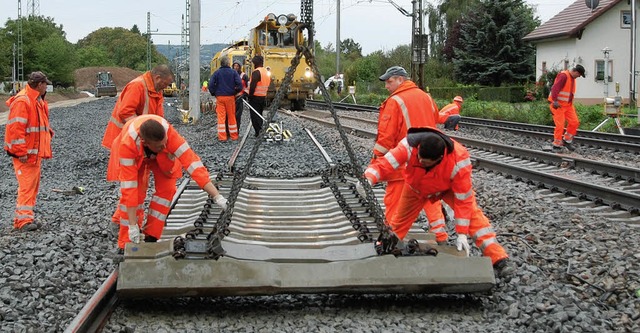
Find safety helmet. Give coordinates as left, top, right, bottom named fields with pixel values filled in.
left=453, top=96, right=463, bottom=103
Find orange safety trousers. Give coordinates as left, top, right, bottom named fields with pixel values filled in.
left=384, top=179, right=439, bottom=227
left=116, top=160, right=177, bottom=249
left=550, top=104, right=579, bottom=146
left=11, top=158, right=41, bottom=229
left=215, top=95, right=238, bottom=141
left=392, top=185, right=508, bottom=265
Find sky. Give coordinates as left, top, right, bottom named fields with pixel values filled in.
left=1, top=0, right=576, bottom=55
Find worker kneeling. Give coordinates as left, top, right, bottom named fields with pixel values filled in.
left=107, top=115, right=228, bottom=251
left=362, top=127, right=514, bottom=277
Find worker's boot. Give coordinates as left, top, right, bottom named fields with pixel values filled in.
left=493, top=258, right=515, bottom=278
left=562, top=140, right=576, bottom=152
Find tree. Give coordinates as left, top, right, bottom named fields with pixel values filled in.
left=0, top=16, right=75, bottom=85
left=77, top=27, right=167, bottom=71
left=340, top=38, right=362, bottom=61
left=453, top=0, right=539, bottom=86
left=426, top=0, right=480, bottom=60
left=75, top=46, right=116, bottom=67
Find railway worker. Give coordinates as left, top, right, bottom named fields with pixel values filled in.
left=247, top=55, right=271, bottom=137
left=209, top=57, right=242, bottom=141
left=362, top=127, right=514, bottom=277
left=437, top=96, right=463, bottom=131
left=107, top=114, right=228, bottom=252
left=367, top=65, right=440, bottom=231
left=548, top=64, right=585, bottom=152
left=101, top=64, right=173, bottom=150
left=4, top=71, right=53, bottom=231
left=231, top=61, right=250, bottom=132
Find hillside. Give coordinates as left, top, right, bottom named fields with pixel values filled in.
left=155, top=43, right=227, bottom=66
left=74, top=67, right=142, bottom=92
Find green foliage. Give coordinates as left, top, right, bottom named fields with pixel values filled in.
left=75, top=46, right=116, bottom=67
left=453, top=0, right=539, bottom=86
left=0, top=16, right=74, bottom=85
left=77, top=27, right=167, bottom=71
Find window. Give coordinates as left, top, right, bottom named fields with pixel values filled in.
left=595, top=60, right=613, bottom=82
left=541, top=61, right=547, bottom=74
left=621, top=11, right=632, bottom=29
left=563, top=60, right=569, bottom=70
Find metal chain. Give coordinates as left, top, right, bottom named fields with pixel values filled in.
left=205, top=23, right=389, bottom=257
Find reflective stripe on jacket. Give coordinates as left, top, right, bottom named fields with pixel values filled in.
left=547, top=70, right=575, bottom=106
left=106, top=114, right=211, bottom=207
left=373, top=80, right=438, bottom=181
left=101, top=71, right=165, bottom=149
left=252, top=67, right=271, bottom=97
left=365, top=127, right=474, bottom=235
left=437, top=102, right=461, bottom=124
left=4, top=85, right=53, bottom=163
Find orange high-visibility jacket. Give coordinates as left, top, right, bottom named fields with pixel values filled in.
left=373, top=80, right=438, bottom=181
left=364, top=127, right=474, bottom=235
left=4, top=85, right=53, bottom=163
left=547, top=70, right=575, bottom=107
left=107, top=115, right=211, bottom=207
left=101, top=71, right=165, bottom=149
left=250, top=67, right=271, bottom=97
left=437, top=102, right=461, bottom=124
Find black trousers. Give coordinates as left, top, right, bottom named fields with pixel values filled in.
left=227, top=95, right=246, bottom=136
left=248, top=96, right=266, bottom=137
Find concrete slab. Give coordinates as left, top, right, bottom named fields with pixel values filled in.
left=118, top=243, right=495, bottom=298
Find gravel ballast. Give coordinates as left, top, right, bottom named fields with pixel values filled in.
left=0, top=98, right=638, bottom=332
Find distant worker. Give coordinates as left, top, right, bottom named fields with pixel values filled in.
left=232, top=61, right=250, bottom=132
left=209, top=57, right=242, bottom=141
left=101, top=64, right=174, bottom=150
left=367, top=66, right=439, bottom=226
left=107, top=115, right=228, bottom=251
left=437, top=96, right=464, bottom=131
left=202, top=80, right=208, bottom=92
left=247, top=55, right=271, bottom=137
left=4, top=71, right=54, bottom=231
left=362, top=127, right=514, bottom=277
left=548, top=64, right=585, bottom=152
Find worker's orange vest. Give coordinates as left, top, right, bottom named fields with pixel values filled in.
left=252, top=67, right=271, bottom=97
left=101, top=72, right=165, bottom=149
left=547, top=70, right=575, bottom=106
left=4, top=85, right=53, bottom=163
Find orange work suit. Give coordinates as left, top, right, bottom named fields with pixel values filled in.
left=364, top=127, right=508, bottom=264
left=548, top=70, right=580, bottom=147
left=215, top=96, right=238, bottom=141
left=374, top=80, right=439, bottom=223
left=437, top=102, right=462, bottom=130
left=4, top=85, right=53, bottom=229
left=107, top=115, right=212, bottom=249
left=101, top=71, right=165, bottom=149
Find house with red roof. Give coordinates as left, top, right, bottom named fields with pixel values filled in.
left=524, top=0, right=638, bottom=105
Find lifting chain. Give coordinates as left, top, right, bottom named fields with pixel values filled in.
left=205, top=22, right=388, bottom=258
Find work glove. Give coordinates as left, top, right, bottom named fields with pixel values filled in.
left=214, top=194, right=228, bottom=210
left=128, top=224, right=141, bottom=244
left=552, top=101, right=560, bottom=109
left=456, top=234, right=470, bottom=256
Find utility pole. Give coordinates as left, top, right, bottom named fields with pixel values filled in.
left=410, top=0, right=427, bottom=89
left=386, top=0, right=426, bottom=89
left=26, top=0, right=39, bottom=16
left=16, top=0, right=24, bottom=88
left=188, top=0, right=201, bottom=122
left=336, top=0, right=340, bottom=76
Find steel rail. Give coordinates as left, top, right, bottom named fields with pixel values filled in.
left=64, top=270, right=118, bottom=333
left=296, top=111, right=640, bottom=213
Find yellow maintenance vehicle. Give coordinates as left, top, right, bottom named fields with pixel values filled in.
left=211, top=13, right=316, bottom=110
left=95, top=72, right=117, bottom=97
left=163, top=82, right=180, bottom=97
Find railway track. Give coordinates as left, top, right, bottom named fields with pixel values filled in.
left=295, top=106, right=640, bottom=218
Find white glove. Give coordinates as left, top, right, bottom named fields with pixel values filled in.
left=456, top=234, right=470, bottom=256
left=214, top=194, right=228, bottom=210
left=128, top=224, right=141, bottom=244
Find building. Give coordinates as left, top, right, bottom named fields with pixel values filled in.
left=524, top=0, right=638, bottom=105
